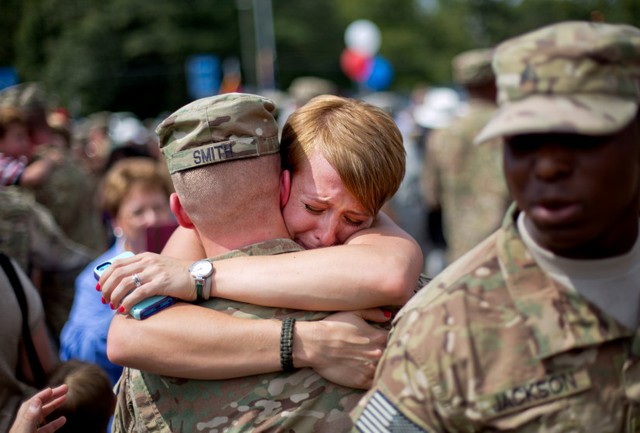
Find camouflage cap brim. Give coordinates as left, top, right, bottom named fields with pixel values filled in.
left=474, top=94, right=638, bottom=144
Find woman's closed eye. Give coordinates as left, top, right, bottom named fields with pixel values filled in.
left=303, top=202, right=370, bottom=227
left=304, top=203, right=324, bottom=214
left=345, top=217, right=367, bottom=227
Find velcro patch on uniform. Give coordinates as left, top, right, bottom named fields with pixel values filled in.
left=355, top=391, right=428, bottom=433
left=477, top=369, right=592, bottom=419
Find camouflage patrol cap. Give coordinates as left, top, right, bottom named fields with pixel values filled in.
left=475, top=21, right=640, bottom=144
left=157, top=93, right=280, bottom=174
left=452, top=48, right=495, bottom=86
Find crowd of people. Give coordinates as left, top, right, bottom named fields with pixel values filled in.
left=0, top=78, right=174, bottom=431
left=1, top=19, right=639, bottom=433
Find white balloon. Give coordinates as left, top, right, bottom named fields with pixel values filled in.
left=344, top=19, right=381, bottom=56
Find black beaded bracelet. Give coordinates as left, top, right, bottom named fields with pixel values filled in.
left=280, top=317, right=296, bottom=372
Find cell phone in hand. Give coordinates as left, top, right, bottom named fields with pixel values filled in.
left=93, top=251, right=175, bottom=320
left=129, top=295, right=176, bottom=320
left=93, top=251, right=135, bottom=280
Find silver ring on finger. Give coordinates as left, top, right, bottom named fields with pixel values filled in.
left=132, top=273, right=142, bottom=288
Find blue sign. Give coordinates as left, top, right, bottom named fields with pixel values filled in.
left=0, top=67, right=18, bottom=91
left=186, top=55, right=221, bottom=100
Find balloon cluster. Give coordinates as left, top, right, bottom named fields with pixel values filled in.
left=340, top=20, right=394, bottom=91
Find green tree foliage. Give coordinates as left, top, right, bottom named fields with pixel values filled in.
left=2, top=0, right=638, bottom=118
left=13, top=0, right=240, bottom=117
left=273, top=1, right=347, bottom=89
left=0, top=0, right=22, bottom=66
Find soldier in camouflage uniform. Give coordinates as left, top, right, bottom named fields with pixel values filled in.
left=0, top=187, right=93, bottom=275
left=352, top=21, right=640, bottom=432
left=0, top=102, right=92, bottom=275
left=0, top=187, right=94, bottom=340
left=421, top=47, right=510, bottom=265
left=0, top=83, right=106, bottom=337
left=112, top=93, right=390, bottom=432
left=0, top=83, right=107, bottom=254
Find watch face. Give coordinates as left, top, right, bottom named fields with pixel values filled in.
left=190, top=260, right=213, bottom=277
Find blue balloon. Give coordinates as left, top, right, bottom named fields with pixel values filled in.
left=365, top=56, right=394, bottom=91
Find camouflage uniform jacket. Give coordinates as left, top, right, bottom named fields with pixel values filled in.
left=352, top=204, right=640, bottom=432
left=421, top=98, right=510, bottom=263
left=30, top=145, right=106, bottom=254
left=0, top=187, right=93, bottom=272
left=113, top=238, right=366, bottom=433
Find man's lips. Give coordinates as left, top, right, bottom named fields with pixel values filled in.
left=529, top=201, right=581, bottom=226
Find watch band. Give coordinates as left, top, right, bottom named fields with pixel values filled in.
left=195, top=274, right=213, bottom=301
left=190, top=260, right=214, bottom=301
left=195, top=277, right=205, bottom=300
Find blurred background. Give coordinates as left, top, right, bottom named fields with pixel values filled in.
left=1, top=0, right=638, bottom=118
left=1, top=0, right=639, bottom=274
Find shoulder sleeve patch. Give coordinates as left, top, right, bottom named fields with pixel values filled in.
left=355, top=391, right=429, bottom=433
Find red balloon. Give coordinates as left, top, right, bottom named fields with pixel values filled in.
left=340, top=49, right=372, bottom=82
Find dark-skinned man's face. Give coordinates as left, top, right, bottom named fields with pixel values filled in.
left=504, top=116, right=640, bottom=259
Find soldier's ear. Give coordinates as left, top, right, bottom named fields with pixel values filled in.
left=170, top=193, right=194, bottom=229
left=279, top=169, right=291, bottom=208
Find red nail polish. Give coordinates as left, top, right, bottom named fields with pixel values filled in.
left=383, top=311, right=392, bottom=318
left=119, top=306, right=125, bottom=313
left=110, top=302, right=115, bottom=310
left=96, top=283, right=101, bottom=291
left=101, top=296, right=107, bottom=304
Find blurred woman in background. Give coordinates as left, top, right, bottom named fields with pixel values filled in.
left=59, top=157, right=174, bottom=385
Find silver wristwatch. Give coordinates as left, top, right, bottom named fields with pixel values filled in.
left=189, top=260, right=214, bottom=300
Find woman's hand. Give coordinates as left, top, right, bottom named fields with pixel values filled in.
left=9, top=385, right=68, bottom=433
left=295, top=309, right=390, bottom=389
left=98, top=252, right=194, bottom=313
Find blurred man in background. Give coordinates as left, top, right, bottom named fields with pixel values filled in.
left=421, top=47, right=510, bottom=265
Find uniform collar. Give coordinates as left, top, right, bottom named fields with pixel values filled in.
left=209, top=238, right=303, bottom=261
left=497, top=204, right=633, bottom=360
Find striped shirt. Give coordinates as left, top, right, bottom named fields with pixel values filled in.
left=0, top=153, right=26, bottom=186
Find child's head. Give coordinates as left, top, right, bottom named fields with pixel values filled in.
left=45, top=360, right=115, bottom=433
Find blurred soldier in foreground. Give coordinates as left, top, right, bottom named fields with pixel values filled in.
left=421, top=47, right=510, bottom=265
left=0, top=83, right=106, bottom=254
left=0, top=83, right=102, bottom=338
left=353, top=21, right=640, bottom=432
left=0, top=188, right=92, bottom=277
